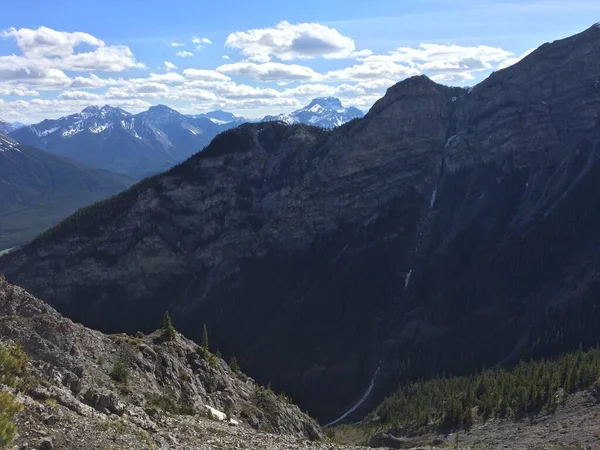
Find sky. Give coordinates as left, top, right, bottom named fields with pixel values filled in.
left=0, top=0, right=598, bottom=123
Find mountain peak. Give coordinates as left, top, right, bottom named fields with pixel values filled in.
left=263, top=96, right=363, bottom=128
left=81, top=105, right=100, bottom=114
left=148, top=104, right=179, bottom=113
left=305, top=97, right=343, bottom=110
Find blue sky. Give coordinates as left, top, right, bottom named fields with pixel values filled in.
left=0, top=0, right=598, bottom=122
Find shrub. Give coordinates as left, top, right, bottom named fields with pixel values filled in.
left=110, top=361, right=128, bottom=384
left=0, top=343, right=29, bottom=447
left=0, top=344, right=29, bottom=389
left=0, top=391, right=23, bottom=447
left=145, top=393, right=195, bottom=415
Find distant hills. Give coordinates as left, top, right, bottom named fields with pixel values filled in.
left=0, top=131, right=133, bottom=249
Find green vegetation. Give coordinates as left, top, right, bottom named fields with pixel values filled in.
left=201, top=324, right=209, bottom=351
left=145, top=393, right=195, bottom=415
left=0, top=344, right=30, bottom=447
left=161, top=311, right=176, bottom=340
left=228, top=356, right=240, bottom=373
left=374, top=346, right=600, bottom=431
left=110, top=361, right=128, bottom=384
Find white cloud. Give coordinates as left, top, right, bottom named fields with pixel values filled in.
left=0, top=26, right=143, bottom=74
left=70, top=74, right=119, bottom=89
left=382, top=43, right=513, bottom=71
left=0, top=27, right=142, bottom=95
left=182, top=68, right=230, bottom=81
left=58, top=90, right=103, bottom=100
left=0, top=24, right=531, bottom=124
left=497, top=48, right=536, bottom=70
left=325, top=43, right=516, bottom=86
left=192, top=37, right=212, bottom=45
left=0, top=86, right=39, bottom=96
left=225, top=21, right=370, bottom=62
left=325, top=61, right=419, bottom=82
left=0, top=97, right=151, bottom=122
left=170, top=42, right=185, bottom=47
left=211, top=96, right=301, bottom=111
left=2, top=26, right=103, bottom=58
left=216, top=61, right=321, bottom=82
left=149, top=72, right=185, bottom=83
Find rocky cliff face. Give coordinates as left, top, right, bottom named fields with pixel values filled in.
left=2, top=24, right=600, bottom=424
left=0, top=277, right=330, bottom=449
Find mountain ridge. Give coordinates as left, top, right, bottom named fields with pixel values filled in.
left=9, top=105, right=236, bottom=178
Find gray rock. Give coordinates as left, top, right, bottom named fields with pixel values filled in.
left=37, top=438, right=53, bottom=450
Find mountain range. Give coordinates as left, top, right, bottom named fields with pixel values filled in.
left=9, top=105, right=233, bottom=178
left=9, top=98, right=361, bottom=178
left=3, top=23, right=600, bottom=433
left=0, top=131, right=133, bottom=249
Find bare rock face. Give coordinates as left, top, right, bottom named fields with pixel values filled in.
left=0, top=277, right=325, bottom=448
left=2, top=25, right=600, bottom=424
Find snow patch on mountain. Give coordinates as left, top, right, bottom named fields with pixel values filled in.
left=0, top=133, right=19, bottom=152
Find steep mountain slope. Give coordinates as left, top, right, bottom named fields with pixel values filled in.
left=263, top=97, right=364, bottom=128
left=0, top=132, right=133, bottom=249
left=10, top=105, right=236, bottom=178
left=0, top=277, right=337, bottom=449
left=2, top=24, right=600, bottom=425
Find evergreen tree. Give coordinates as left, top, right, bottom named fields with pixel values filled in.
left=229, top=355, right=240, bottom=373
left=162, top=310, right=176, bottom=340
left=201, top=324, right=209, bottom=351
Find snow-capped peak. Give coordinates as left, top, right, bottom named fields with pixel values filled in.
left=305, top=97, right=343, bottom=112
left=262, top=97, right=364, bottom=129
left=81, top=105, right=100, bottom=115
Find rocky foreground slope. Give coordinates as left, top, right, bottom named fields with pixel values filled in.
left=2, top=24, right=600, bottom=424
left=0, top=276, right=373, bottom=449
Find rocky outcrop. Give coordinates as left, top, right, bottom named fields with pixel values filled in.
left=0, top=277, right=326, bottom=448
left=2, top=24, right=600, bottom=425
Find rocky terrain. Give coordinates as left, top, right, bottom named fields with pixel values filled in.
left=2, top=24, right=600, bottom=427
left=0, top=276, right=372, bottom=449
left=357, top=389, right=600, bottom=449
